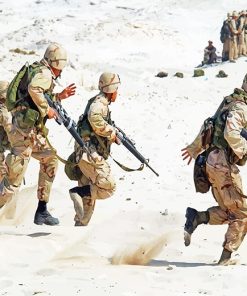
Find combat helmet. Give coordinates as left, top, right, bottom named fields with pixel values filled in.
left=232, top=11, right=239, bottom=18
left=0, top=81, right=9, bottom=100
left=98, top=72, right=121, bottom=93
left=44, top=43, right=67, bottom=70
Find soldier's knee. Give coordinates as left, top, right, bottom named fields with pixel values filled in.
left=97, top=175, right=116, bottom=192
left=5, top=154, right=28, bottom=186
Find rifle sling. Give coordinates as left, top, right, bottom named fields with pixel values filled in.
left=94, top=133, right=144, bottom=173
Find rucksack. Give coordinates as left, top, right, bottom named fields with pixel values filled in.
left=6, top=62, right=42, bottom=112
left=6, top=64, right=29, bottom=111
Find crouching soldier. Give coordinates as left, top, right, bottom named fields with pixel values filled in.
left=1, top=43, right=76, bottom=225
left=69, top=72, right=120, bottom=226
left=182, top=74, right=247, bottom=265
left=0, top=81, right=12, bottom=187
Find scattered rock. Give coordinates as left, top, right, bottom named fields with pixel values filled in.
left=193, top=69, right=204, bottom=77
left=167, top=265, right=173, bottom=270
left=9, top=48, right=36, bottom=55
left=174, top=72, right=184, bottom=78
left=126, top=198, right=131, bottom=201
left=216, top=70, right=228, bottom=78
left=156, top=71, right=168, bottom=78
left=160, top=209, right=168, bottom=216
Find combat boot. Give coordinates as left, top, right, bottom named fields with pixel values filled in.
left=34, top=210, right=59, bottom=225
left=69, top=185, right=94, bottom=227
left=34, top=201, right=59, bottom=226
left=184, top=207, right=209, bottom=246
left=218, top=248, right=232, bottom=266
left=70, top=191, right=84, bottom=223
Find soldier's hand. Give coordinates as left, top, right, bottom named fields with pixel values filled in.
left=110, top=130, right=117, bottom=143
left=181, top=147, right=193, bottom=165
left=57, top=83, right=76, bottom=100
left=47, top=107, right=58, bottom=119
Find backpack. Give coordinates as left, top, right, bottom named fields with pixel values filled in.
left=6, top=62, right=42, bottom=112
left=194, top=89, right=247, bottom=194
left=6, top=64, right=29, bottom=111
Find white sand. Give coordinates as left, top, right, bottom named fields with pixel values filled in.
left=1, top=0, right=247, bottom=295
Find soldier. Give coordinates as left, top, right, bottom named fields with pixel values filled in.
left=0, top=81, right=12, bottom=184
left=0, top=43, right=76, bottom=225
left=220, top=13, right=232, bottom=61
left=202, top=40, right=217, bottom=65
left=69, top=72, right=120, bottom=226
left=181, top=74, right=247, bottom=265
left=244, top=11, right=247, bottom=54
left=237, top=10, right=247, bottom=56
left=227, top=10, right=239, bottom=62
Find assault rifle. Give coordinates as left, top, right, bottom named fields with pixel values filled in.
left=44, top=94, right=88, bottom=152
left=114, top=125, right=159, bottom=177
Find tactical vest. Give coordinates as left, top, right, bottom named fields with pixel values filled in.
left=212, top=88, right=247, bottom=161
left=77, top=95, right=112, bottom=159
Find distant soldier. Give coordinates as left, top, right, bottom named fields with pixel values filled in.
left=202, top=41, right=217, bottom=65
left=220, top=13, right=232, bottom=61
left=69, top=72, right=121, bottom=226
left=237, top=10, right=247, bottom=56
left=245, top=11, right=247, bottom=51
left=0, top=43, right=76, bottom=225
left=228, top=11, right=239, bottom=62
left=0, top=81, right=11, bottom=185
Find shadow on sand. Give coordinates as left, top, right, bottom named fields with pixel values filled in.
left=148, top=259, right=216, bottom=267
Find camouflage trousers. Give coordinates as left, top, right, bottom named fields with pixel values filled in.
left=0, top=153, right=6, bottom=183
left=0, top=123, right=58, bottom=208
left=73, top=148, right=116, bottom=225
left=229, top=36, right=238, bottom=60
left=206, top=149, right=247, bottom=252
left=222, top=38, right=230, bottom=60
left=238, top=32, right=247, bottom=56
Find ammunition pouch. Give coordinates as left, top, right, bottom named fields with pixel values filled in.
left=64, top=151, right=83, bottom=181
left=15, top=108, right=40, bottom=130
left=201, top=118, right=214, bottom=149
left=193, top=151, right=211, bottom=193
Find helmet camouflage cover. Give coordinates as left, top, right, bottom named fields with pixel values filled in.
left=98, top=72, right=121, bottom=93
left=44, top=42, right=67, bottom=70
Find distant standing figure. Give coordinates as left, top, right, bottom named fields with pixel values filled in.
left=202, top=41, right=217, bottom=65
left=220, top=13, right=232, bottom=61
left=228, top=11, right=239, bottom=62
left=238, top=10, right=247, bottom=56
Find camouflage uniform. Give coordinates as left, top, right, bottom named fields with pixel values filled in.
left=69, top=72, right=120, bottom=226
left=185, top=86, right=247, bottom=262
left=244, top=13, right=247, bottom=53
left=238, top=12, right=247, bottom=56
left=0, top=59, right=59, bottom=210
left=228, top=13, right=239, bottom=62
left=220, top=14, right=232, bottom=61
left=71, top=93, right=116, bottom=225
